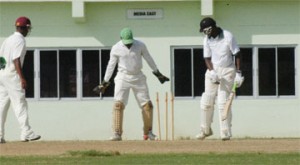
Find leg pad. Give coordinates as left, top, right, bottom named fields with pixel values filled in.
left=200, top=93, right=215, bottom=134
left=112, top=101, right=124, bottom=135
left=142, top=101, right=153, bottom=135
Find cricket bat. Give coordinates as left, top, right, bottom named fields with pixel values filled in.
left=222, top=82, right=238, bottom=121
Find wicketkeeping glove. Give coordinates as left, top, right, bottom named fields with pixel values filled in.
left=93, top=81, right=110, bottom=94
left=234, top=70, right=244, bottom=88
left=0, top=57, right=6, bottom=70
left=152, top=70, right=170, bottom=84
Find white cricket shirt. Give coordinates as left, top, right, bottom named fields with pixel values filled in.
left=0, top=32, right=26, bottom=73
left=104, top=40, right=158, bottom=82
left=203, top=29, right=240, bottom=67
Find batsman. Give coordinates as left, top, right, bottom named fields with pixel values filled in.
left=196, top=17, right=244, bottom=141
left=94, top=28, right=169, bottom=141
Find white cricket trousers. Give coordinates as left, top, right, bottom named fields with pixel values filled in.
left=0, top=70, right=33, bottom=140
left=202, top=65, right=236, bottom=137
left=114, top=72, right=151, bottom=107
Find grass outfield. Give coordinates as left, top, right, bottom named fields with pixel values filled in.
left=0, top=151, right=299, bottom=165
left=1, top=139, right=299, bottom=164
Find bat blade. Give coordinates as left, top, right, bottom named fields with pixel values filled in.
left=222, top=82, right=237, bottom=121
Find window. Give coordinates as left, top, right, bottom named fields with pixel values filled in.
left=237, top=48, right=253, bottom=96
left=258, top=47, right=295, bottom=97
left=82, top=50, right=100, bottom=97
left=40, top=50, right=58, bottom=98
left=278, top=48, right=295, bottom=95
left=23, top=48, right=114, bottom=100
left=100, top=49, right=117, bottom=97
left=82, top=49, right=116, bottom=98
left=59, top=50, right=77, bottom=98
left=172, top=46, right=296, bottom=99
left=23, top=46, right=296, bottom=100
left=23, top=50, right=34, bottom=98
left=172, top=47, right=205, bottom=97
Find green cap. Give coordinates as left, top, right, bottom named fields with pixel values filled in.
left=120, top=28, right=134, bottom=45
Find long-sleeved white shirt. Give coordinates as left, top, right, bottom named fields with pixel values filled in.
left=104, top=40, right=158, bottom=82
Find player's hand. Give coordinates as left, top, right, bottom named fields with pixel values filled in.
left=234, top=70, right=244, bottom=88
left=21, top=78, right=27, bottom=89
left=209, top=70, right=219, bottom=84
left=153, top=70, right=169, bottom=84
left=93, top=81, right=110, bottom=94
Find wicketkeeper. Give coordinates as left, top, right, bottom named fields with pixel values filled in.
left=94, top=28, right=169, bottom=141
left=196, top=17, right=244, bottom=141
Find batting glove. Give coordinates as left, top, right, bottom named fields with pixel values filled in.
left=153, top=70, right=170, bottom=84
left=93, top=81, right=110, bottom=94
left=234, top=70, right=244, bottom=88
left=209, top=70, right=220, bottom=84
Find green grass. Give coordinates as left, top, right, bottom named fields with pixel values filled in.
left=0, top=150, right=299, bottom=165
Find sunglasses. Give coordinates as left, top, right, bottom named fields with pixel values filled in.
left=202, top=26, right=212, bottom=35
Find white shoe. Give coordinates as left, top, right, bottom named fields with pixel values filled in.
left=221, top=136, right=231, bottom=141
left=196, top=128, right=213, bottom=140
left=110, top=133, right=122, bottom=141
left=221, top=130, right=231, bottom=141
left=21, top=132, right=41, bottom=142
left=144, top=131, right=157, bottom=140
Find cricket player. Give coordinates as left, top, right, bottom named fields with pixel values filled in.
left=196, top=17, right=244, bottom=141
left=94, top=28, right=169, bottom=141
left=0, top=17, right=41, bottom=143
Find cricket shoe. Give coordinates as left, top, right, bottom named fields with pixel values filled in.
left=221, top=130, right=231, bottom=141
left=21, top=132, right=41, bottom=142
left=143, top=131, right=158, bottom=140
left=0, top=138, right=6, bottom=144
left=195, top=128, right=213, bottom=140
left=221, top=136, right=231, bottom=141
left=110, top=133, right=122, bottom=141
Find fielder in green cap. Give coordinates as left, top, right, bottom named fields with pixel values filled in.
left=94, top=27, right=169, bottom=141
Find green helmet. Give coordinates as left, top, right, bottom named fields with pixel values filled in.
left=0, top=57, right=6, bottom=70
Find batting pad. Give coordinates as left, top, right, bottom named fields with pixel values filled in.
left=217, top=91, right=232, bottom=136
left=200, top=93, right=215, bottom=133
left=112, top=101, right=124, bottom=135
left=142, top=101, right=153, bottom=135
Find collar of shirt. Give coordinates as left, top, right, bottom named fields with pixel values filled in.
left=14, top=31, right=24, bottom=38
left=121, top=40, right=136, bottom=47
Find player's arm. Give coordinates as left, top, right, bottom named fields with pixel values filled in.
left=204, top=57, right=219, bottom=84
left=203, top=39, right=219, bottom=84
left=140, top=42, right=158, bottom=71
left=234, top=51, right=241, bottom=72
left=93, top=51, right=117, bottom=94
left=141, top=43, right=169, bottom=84
left=14, top=57, right=27, bottom=89
left=234, top=51, right=244, bottom=87
left=103, top=53, right=118, bottom=82
left=204, top=57, right=214, bottom=71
